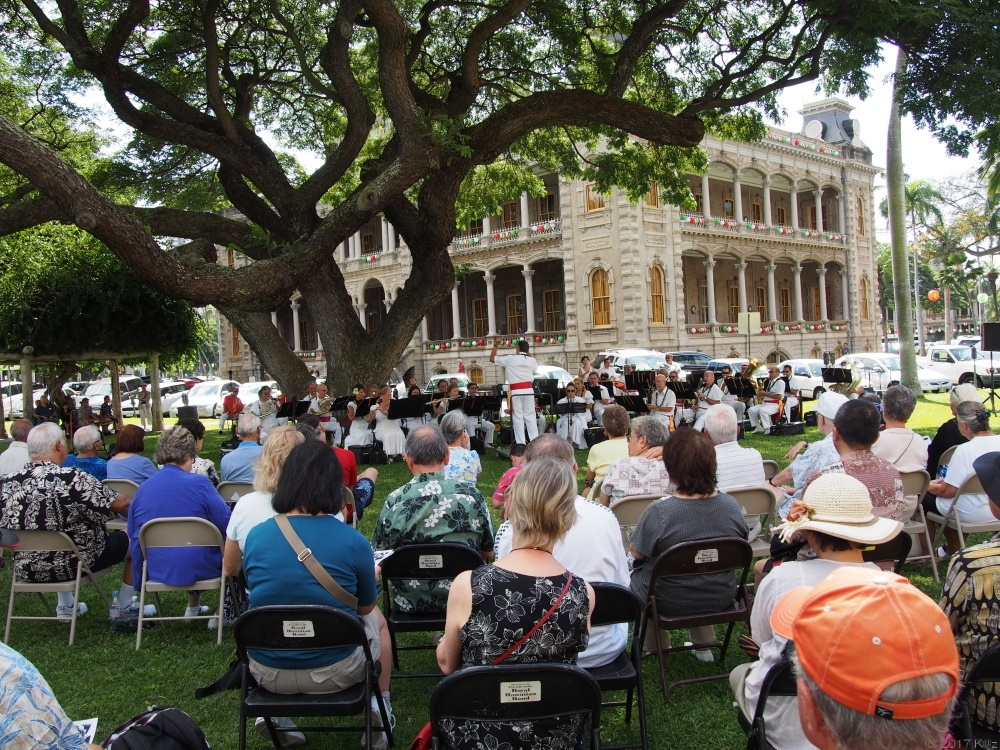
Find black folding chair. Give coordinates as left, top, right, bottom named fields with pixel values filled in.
left=861, top=530, right=913, bottom=574
left=951, top=642, right=1000, bottom=747
left=379, top=543, right=484, bottom=677
left=737, top=657, right=797, bottom=750
left=233, top=605, right=392, bottom=750
left=638, top=537, right=753, bottom=700
left=429, top=664, right=602, bottom=749
left=587, top=582, right=648, bottom=750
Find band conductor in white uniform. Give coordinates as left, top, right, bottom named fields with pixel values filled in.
left=491, top=338, right=539, bottom=444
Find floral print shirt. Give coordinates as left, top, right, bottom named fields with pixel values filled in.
left=373, top=472, right=493, bottom=613
left=0, top=461, right=117, bottom=583
left=444, top=446, right=481, bottom=485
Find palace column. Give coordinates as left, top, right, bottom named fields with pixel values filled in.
left=793, top=264, right=804, bottom=322
left=485, top=273, right=497, bottom=336
left=818, top=266, right=829, bottom=321
left=523, top=267, right=536, bottom=333
left=451, top=286, right=461, bottom=339
left=291, top=301, right=302, bottom=352
left=790, top=180, right=799, bottom=230
left=766, top=263, right=778, bottom=324
left=763, top=177, right=773, bottom=226
left=705, top=259, right=718, bottom=324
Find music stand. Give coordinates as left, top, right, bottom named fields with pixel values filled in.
left=667, top=381, right=696, bottom=402
left=459, top=396, right=496, bottom=418
left=586, top=385, right=609, bottom=403
left=353, top=398, right=377, bottom=418
left=625, top=370, right=655, bottom=393
left=724, top=377, right=756, bottom=400
left=534, top=379, right=559, bottom=409
left=615, top=394, right=649, bottom=414
left=821, top=367, right=853, bottom=387
left=388, top=397, right=427, bottom=420
left=552, top=401, right=588, bottom=415
left=331, top=396, right=353, bottom=411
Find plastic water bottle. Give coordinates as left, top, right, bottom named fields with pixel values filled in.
left=110, top=590, right=121, bottom=622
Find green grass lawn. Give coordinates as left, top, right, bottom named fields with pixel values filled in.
left=0, top=393, right=963, bottom=748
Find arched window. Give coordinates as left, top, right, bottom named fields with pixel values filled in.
left=856, top=197, right=866, bottom=236
left=859, top=276, right=870, bottom=320
left=591, top=269, right=611, bottom=327
left=650, top=266, right=665, bottom=324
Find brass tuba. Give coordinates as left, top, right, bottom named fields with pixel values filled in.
left=745, top=357, right=767, bottom=403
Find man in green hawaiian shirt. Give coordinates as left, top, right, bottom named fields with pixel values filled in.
left=373, top=425, right=494, bottom=613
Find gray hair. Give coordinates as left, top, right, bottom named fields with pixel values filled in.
left=630, top=415, right=668, bottom=447
left=26, top=422, right=65, bottom=459
left=237, top=413, right=261, bottom=438
left=794, top=652, right=954, bottom=750
left=73, top=425, right=102, bottom=453
left=405, top=425, right=448, bottom=466
left=881, top=385, right=917, bottom=423
left=950, top=383, right=981, bottom=407
left=703, top=404, right=738, bottom=444
left=956, top=400, right=990, bottom=434
left=440, top=410, right=468, bottom=444
left=523, top=433, right=575, bottom=466
left=10, top=418, right=33, bottom=442
left=155, top=426, right=197, bottom=465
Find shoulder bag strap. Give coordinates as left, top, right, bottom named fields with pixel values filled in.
left=274, top=514, right=359, bottom=610
left=492, top=573, right=573, bottom=665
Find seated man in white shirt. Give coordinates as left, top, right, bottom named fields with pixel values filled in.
left=685, top=371, right=723, bottom=431
left=585, top=372, right=615, bottom=425
left=704, top=404, right=766, bottom=539
left=463, top=382, right=496, bottom=447
left=556, top=384, right=590, bottom=450
left=718, top=365, right=747, bottom=424
left=781, top=365, right=802, bottom=422
left=646, top=373, right=676, bottom=430
left=748, top=366, right=786, bottom=434
left=494, top=434, right=629, bottom=669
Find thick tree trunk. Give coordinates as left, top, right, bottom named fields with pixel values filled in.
left=218, top=306, right=315, bottom=400
left=887, top=46, right=921, bottom=392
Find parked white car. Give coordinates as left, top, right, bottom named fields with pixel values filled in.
left=184, top=380, right=241, bottom=417
left=120, top=380, right=191, bottom=417
left=919, top=344, right=1000, bottom=387
left=834, top=353, right=951, bottom=394
left=778, top=359, right=827, bottom=399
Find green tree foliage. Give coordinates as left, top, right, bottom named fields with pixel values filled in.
left=0, top=223, right=206, bottom=366
left=0, top=0, right=990, bottom=391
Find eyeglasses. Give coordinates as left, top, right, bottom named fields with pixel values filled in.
left=566, top=389, right=576, bottom=394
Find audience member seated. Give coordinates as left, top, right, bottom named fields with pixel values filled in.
left=176, top=417, right=221, bottom=486
left=598, top=415, right=673, bottom=507
left=77, top=398, right=98, bottom=429
left=941, top=450, right=1000, bottom=738
left=98, top=396, right=119, bottom=436
left=0, top=422, right=133, bottom=619
left=704, top=404, right=766, bottom=491
left=296, top=415, right=378, bottom=523
left=436, top=457, right=595, bottom=749
left=583, top=405, right=630, bottom=500
left=770, top=567, right=958, bottom=750
left=440, top=410, right=482, bottom=485
left=0, top=418, right=33, bottom=476
left=491, top=443, right=526, bottom=518
left=218, top=385, right=244, bottom=434
left=927, top=383, right=982, bottom=480
left=62, top=425, right=108, bottom=481
left=768, top=392, right=849, bottom=518
left=493, top=434, right=629, bottom=669
left=220, top=414, right=263, bottom=483
left=373, top=426, right=494, bottom=614
left=0, top=640, right=102, bottom=749
left=106, top=424, right=158, bottom=486
left=34, top=394, right=56, bottom=424
left=629, top=427, right=749, bottom=660
left=223, top=425, right=306, bottom=577
left=927, top=401, right=1000, bottom=556
left=729, top=473, right=902, bottom=750
left=242, top=441, right=393, bottom=749
left=127, top=426, right=232, bottom=625
left=872, top=385, right=928, bottom=473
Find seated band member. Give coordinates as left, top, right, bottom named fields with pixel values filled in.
left=718, top=365, right=747, bottom=423
left=781, top=364, right=801, bottom=422
left=646, top=373, right=676, bottom=430
left=586, top=371, right=615, bottom=425
left=343, top=385, right=374, bottom=450
left=463, top=382, right=496, bottom=447
left=248, top=384, right=280, bottom=442
left=309, top=382, right=342, bottom=446
left=678, top=371, right=723, bottom=431
left=747, top=366, right=786, bottom=434
left=555, top=383, right=589, bottom=450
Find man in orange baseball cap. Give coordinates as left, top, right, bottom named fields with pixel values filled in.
left=770, top=566, right=959, bottom=749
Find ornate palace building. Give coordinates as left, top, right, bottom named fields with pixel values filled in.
left=220, top=97, right=881, bottom=385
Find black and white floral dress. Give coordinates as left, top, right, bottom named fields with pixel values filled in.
left=439, top=565, right=590, bottom=750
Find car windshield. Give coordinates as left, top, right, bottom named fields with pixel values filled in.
left=84, top=382, right=112, bottom=397
left=536, top=368, right=572, bottom=381
left=188, top=383, right=219, bottom=398
left=948, top=347, right=975, bottom=361
left=625, top=356, right=665, bottom=370
left=808, top=363, right=823, bottom=376
left=872, top=355, right=901, bottom=370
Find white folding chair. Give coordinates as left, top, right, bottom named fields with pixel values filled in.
left=898, top=470, right=938, bottom=581
left=926, top=472, right=1000, bottom=578
left=4, top=529, right=112, bottom=646
left=761, top=461, right=779, bottom=481
left=612, top=495, right=663, bottom=551
left=727, top=486, right=781, bottom=560
left=216, top=481, right=254, bottom=506
left=136, top=517, right=226, bottom=649
left=103, top=478, right=140, bottom=499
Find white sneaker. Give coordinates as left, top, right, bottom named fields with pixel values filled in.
left=207, top=617, right=219, bottom=630
left=56, top=602, right=88, bottom=620
left=692, top=649, right=715, bottom=663
left=255, top=717, right=306, bottom=747
left=124, top=602, right=157, bottom=619
left=937, top=545, right=949, bottom=559
left=365, top=696, right=395, bottom=750
left=184, top=605, right=210, bottom=620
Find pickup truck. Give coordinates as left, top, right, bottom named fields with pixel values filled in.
left=920, top=344, right=1000, bottom=387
